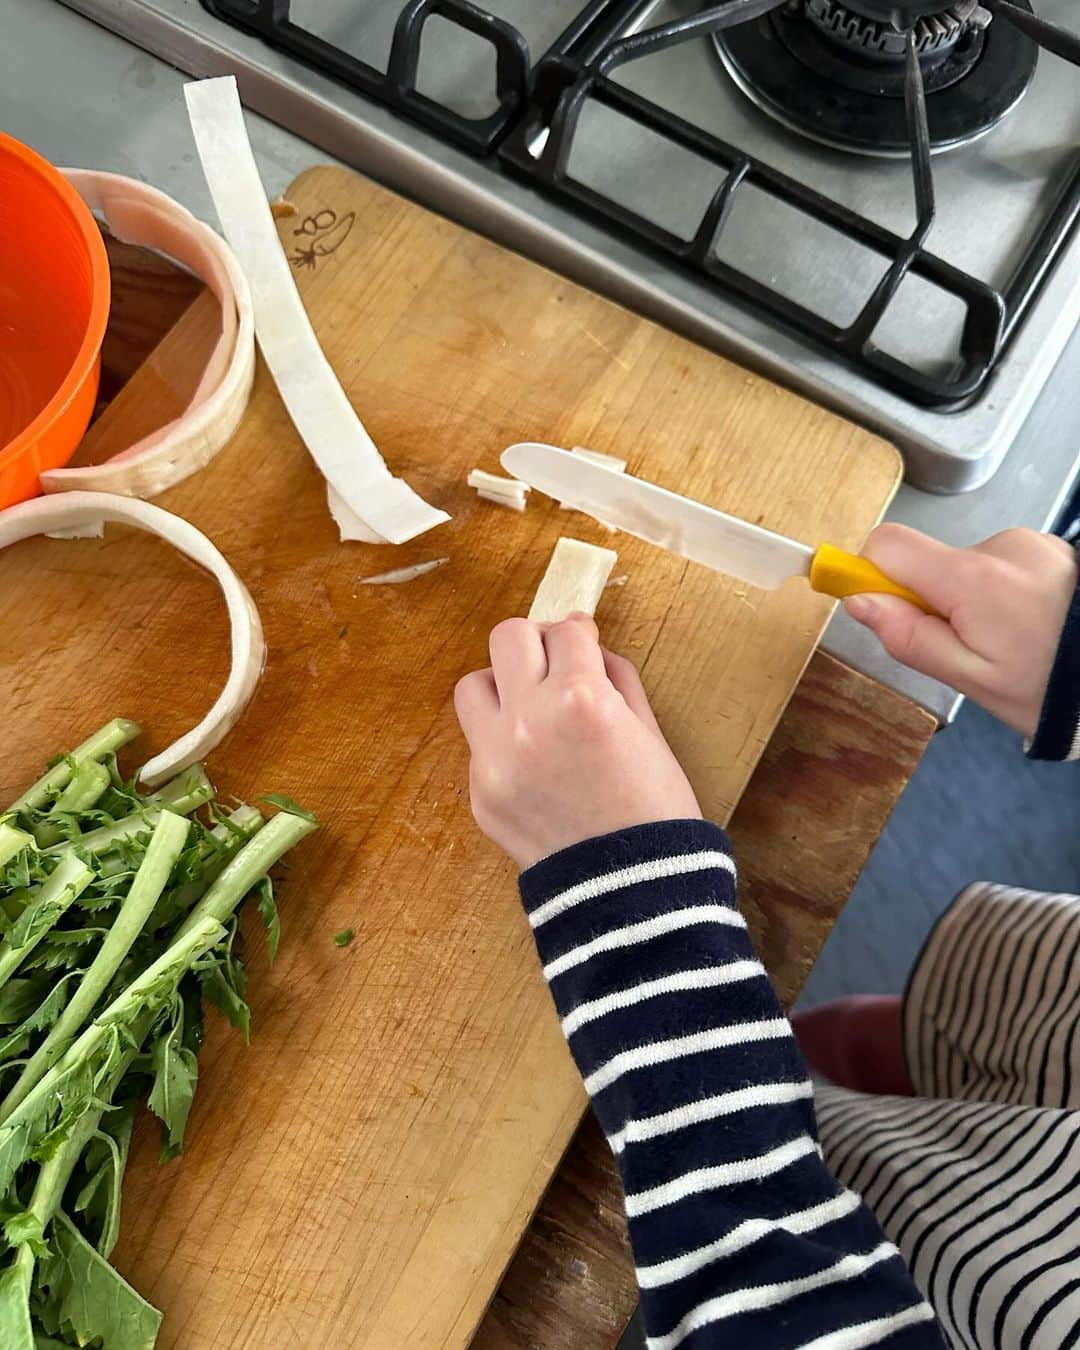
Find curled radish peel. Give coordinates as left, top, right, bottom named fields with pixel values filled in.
left=42, top=171, right=255, bottom=500
left=0, top=493, right=264, bottom=786
left=184, top=77, right=449, bottom=546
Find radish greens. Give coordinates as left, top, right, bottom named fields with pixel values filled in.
left=0, top=721, right=315, bottom=1346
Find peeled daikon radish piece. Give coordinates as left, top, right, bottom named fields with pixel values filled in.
left=528, top=538, right=618, bottom=623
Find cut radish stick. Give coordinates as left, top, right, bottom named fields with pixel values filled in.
left=569, top=447, right=627, bottom=473
left=468, top=470, right=529, bottom=512
left=559, top=447, right=626, bottom=531
left=0, top=494, right=264, bottom=786
left=184, top=76, right=449, bottom=546
left=528, top=538, right=618, bottom=623
left=42, top=172, right=255, bottom=500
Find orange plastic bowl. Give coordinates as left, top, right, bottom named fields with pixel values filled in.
left=0, top=133, right=110, bottom=508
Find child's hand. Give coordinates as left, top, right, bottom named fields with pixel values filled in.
left=845, top=525, right=1078, bottom=736
left=455, top=614, right=701, bottom=869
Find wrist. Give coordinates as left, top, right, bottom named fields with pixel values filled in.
left=520, top=819, right=735, bottom=950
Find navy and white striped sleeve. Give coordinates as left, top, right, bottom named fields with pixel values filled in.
left=1028, top=573, right=1080, bottom=762
left=520, top=819, right=944, bottom=1350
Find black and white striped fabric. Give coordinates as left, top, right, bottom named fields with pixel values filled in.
left=817, top=882, right=1080, bottom=1350
left=520, top=821, right=944, bottom=1349
left=1029, top=576, right=1080, bottom=761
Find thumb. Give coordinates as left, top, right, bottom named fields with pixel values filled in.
left=844, top=594, right=986, bottom=690
left=861, top=523, right=963, bottom=617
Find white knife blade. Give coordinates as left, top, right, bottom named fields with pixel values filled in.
left=501, top=442, right=815, bottom=591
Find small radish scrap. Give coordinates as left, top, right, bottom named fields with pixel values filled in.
left=359, top=558, right=449, bottom=586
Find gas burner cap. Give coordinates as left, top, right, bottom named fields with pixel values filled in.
left=713, top=1, right=1039, bottom=156
left=842, top=0, right=983, bottom=20
left=806, top=0, right=988, bottom=61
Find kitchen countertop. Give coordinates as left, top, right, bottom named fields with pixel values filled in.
left=7, top=0, right=1080, bottom=721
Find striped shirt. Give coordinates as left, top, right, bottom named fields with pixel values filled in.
left=520, top=822, right=943, bottom=1349
left=516, top=574, right=1079, bottom=1347
left=818, top=882, right=1080, bottom=1349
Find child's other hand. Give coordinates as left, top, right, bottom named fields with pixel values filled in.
left=845, top=525, right=1078, bottom=736
left=455, top=614, right=701, bottom=869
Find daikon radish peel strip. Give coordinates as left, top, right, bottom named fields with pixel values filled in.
left=528, top=538, right=618, bottom=624
left=359, top=558, right=449, bottom=586
left=0, top=493, right=264, bottom=786
left=42, top=171, right=255, bottom=499
left=328, top=486, right=384, bottom=544
left=184, top=76, right=449, bottom=547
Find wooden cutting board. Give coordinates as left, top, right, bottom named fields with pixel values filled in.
left=0, top=164, right=901, bottom=1348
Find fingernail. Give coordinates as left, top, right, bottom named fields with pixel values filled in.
left=845, top=595, right=877, bottom=623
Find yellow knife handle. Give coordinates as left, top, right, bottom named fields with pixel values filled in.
left=809, top=543, right=940, bottom=616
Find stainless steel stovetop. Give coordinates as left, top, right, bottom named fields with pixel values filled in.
left=59, top=0, right=1080, bottom=495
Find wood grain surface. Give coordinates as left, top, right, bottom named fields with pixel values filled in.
left=475, top=652, right=936, bottom=1348
left=1, top=164, right=902, bottom=1349
left=95, top=228, right=203, bottom=413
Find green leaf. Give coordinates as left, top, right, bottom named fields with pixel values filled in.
left=254, top=878, right=280, bottom=964
left=0, top=981, right=47, bottom=1027
left=199, top=966, right=250, bottom=1043
left=8, top=894, right=75, bottom=955
left=38, top=930, right=107, bottom=949
left=31, top=1118, right=79, bottom=1169
left=21, top=948, right=84, bottom=976
left=2, top=1212, right=46, bottom=1259
left=178, top=977, right=204, bottom=1058
left=196, top=921, right=249, bottom=1042
left=146, top=1010, right=198, bottom=1160
left=0, top=1118, right=45, bottom=1198
left=73, top=1108, right=133, bottom=1259
left=0, top=1052, right=99, bottom=1196
left=114, top=836, right=152, bottom=874
left=72, top=1155, right=108, bottom=1222
left=0, top=1246, right=35, bottom=1350
left=0, top=973, right=81, bottom=1067
left=78, top=873, right=134, bottom=908
left=208, top=804, right=246, bottom=839
left=37, top=1211, right=161, bottom=1350
left=0, top=895, right=23, bottom=934
left=260, top=794, right=317, bottom=825
left=73, top=894, right=121, bottom=916
left=31, top=817, right=81, bottom=851
left=334, top=928, right=355, bottom=948
left=1, top=852, right=34, bottom=895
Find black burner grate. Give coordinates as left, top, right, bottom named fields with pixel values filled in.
left=201, top=0, right=1080, bottom=411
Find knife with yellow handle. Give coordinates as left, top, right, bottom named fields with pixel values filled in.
left=501, top=442, right=936, bottom=615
